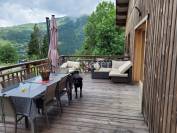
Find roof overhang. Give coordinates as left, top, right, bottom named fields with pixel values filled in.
left=116, top=0, right=129, bottom=26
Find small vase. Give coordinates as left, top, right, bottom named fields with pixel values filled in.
left=40, top=71, right=50, bottom=81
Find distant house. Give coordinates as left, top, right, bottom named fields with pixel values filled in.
left=116, top=0, right=177, bottom=133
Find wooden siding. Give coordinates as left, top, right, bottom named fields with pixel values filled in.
left=123, top=0, right=177, bottom=133
left=0, top=74, right=148, bottom=133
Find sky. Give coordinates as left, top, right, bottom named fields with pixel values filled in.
left=0, top=0, right=115, bottom=27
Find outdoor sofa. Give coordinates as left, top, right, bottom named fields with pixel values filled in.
left=91, top=60, right=112, bottom=79
left=91, top=60, right=132, bottom=83
left=60, top=61, right=80, bottom=73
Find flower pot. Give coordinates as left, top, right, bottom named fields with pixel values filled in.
left=40, top=71, right=50, bottom=81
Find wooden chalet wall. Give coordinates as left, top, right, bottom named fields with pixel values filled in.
left=123, top=0, right=177, bottom=133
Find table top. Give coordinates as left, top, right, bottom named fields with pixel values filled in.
left=0, top=73, right=68, bottom=98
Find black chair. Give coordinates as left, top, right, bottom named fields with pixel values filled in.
left=56, top=75, right=71, bottom=113
left=44, top=83, right=58, bottom=126
left=33, top=83, right=59, bottom=128
left=0, top=96, right=28, bottom=133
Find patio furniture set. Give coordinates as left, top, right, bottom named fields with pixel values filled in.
left=0, top=70, right=82, bottom=133
left=91, top=60, right=132, bottom=83
left=60, top=59, right=132, bottom=83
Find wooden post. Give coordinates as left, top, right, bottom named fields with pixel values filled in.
left=26, top=64, right=30, bottom=75
left=46, top=17, right=50, bottom=45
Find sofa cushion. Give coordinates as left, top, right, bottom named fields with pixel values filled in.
left=67, top=61, right=80, bottom=69
left=112, top=60, right=124, bottom=69
left=59, top=68, right=69, bottom=73
left=73, top=62, right=80, bottom=69
left=99, top=68, right=112, bottom=72
left=118, top=61, right=132, bottom=74
left=99, top=61, right=111, bottom=68
left=109, top=70, right=128, bottom=77
left=109, top=73, right=128, bottom=77
left=68, top=68, right=76, bottom=73
left=60, top=62, right=68, bottom=68
left=94, top=68, right=111, bottom=72
left=93, top=62, right=100, bottom=70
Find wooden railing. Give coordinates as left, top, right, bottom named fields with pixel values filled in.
left=0, top=55, right=130, bottom=86
left=0, top=59, right=48, bottom=72
left=59, top=55, right=130, bottom=63
left=59, top=55, right=130, bottom=72
left=0, top=59, right=49, bottom=86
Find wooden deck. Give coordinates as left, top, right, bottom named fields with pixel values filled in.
left=1, top=74, right=149, bottom=133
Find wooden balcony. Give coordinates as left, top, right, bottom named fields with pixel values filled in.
left=0, top=73, right=148, bottom=133
left=0, top=56, right=149, bottom=133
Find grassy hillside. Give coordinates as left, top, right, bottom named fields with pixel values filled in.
left=0, top=16, right=88, bottom=57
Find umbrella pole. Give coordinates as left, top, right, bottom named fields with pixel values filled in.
left=47, top=59, right=52, bottom=72
left=46, top=17, right=52, bottom=72
left=46, top=17, right=50, bottom=44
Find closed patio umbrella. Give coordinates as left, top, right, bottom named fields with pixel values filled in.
left=48, top=15, right=59, bottom=72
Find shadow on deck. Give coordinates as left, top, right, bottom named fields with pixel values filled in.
left=1, top=74, right=149, bottom=133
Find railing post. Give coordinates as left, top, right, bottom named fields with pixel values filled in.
left=26, top=64, right=30, bottom=75
left=61, top=56, right=65, bottom=64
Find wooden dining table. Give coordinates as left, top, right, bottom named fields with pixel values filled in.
left=0, top=73, right=69, bottom=133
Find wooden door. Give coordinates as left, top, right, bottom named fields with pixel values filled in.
left=133, top=23, right=146, bottom=83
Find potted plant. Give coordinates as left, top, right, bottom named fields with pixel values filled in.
left=40, top=68, right=50, bottom=81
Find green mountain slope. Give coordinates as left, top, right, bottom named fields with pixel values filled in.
left=0, top=16, right=88, bottom=56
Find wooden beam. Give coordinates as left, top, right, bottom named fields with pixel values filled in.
left=116, top=15, right=127, bottom=19
left=116, top=22, right=126, bottom=26
left=116, top=19, right=127, bottom=22
left=117, top=11, right=128, bottom=16
left=116, top=3, right=129, bottom=8
left=116, top=7, right=128, bottom=12
left=134, top=15, right=149, bottom=30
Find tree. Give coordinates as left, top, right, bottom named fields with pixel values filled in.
left=79, top=1, right=125, bottom=55
left=27, top=24, right=42, bottom=59
left=0, top=40, right=18, bottom=63
left=41, top=34, right=49, bottom=58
